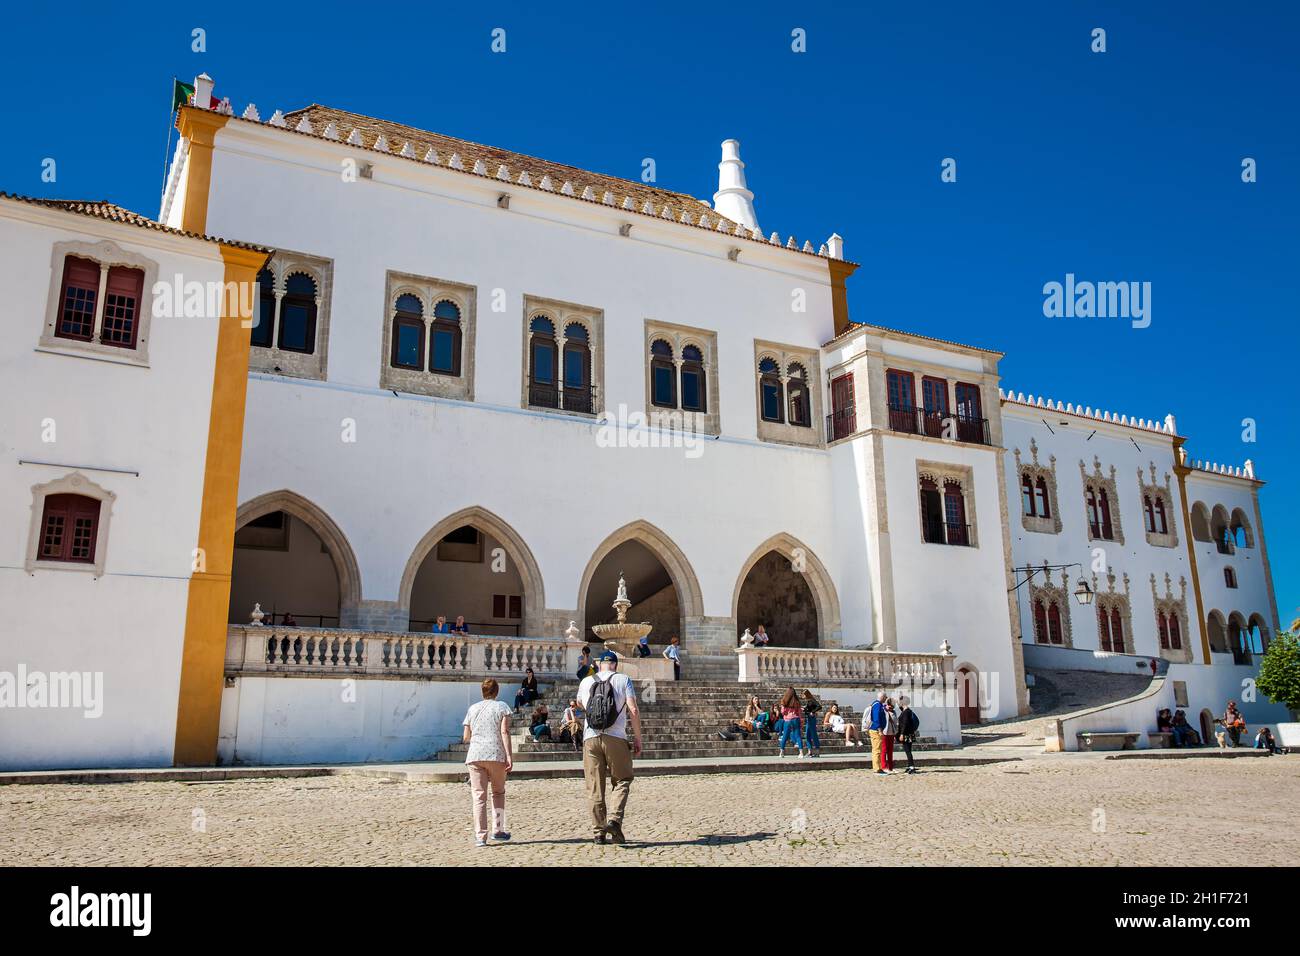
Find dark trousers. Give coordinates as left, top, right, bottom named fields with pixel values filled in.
left=901, top=738, right=915, bottom=769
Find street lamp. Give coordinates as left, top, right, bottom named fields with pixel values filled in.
left=1072, top=576, right=1095, bottom=606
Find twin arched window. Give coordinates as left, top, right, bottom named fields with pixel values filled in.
left=1157, top=611, right=1183, bottom=651
left=757, top=358, right=810, bottom=426
left=1020, top=473, right=1051, bottom=518
left=1143, top=494, right=1168, bottom=535
left=1097, top=605, right=1124, bottom=652
left=1085, top=484, right=1114, bottom=540
left=1034, top=598, right=1064, bottom=645
left=650, top=341, right=708, bottom=413
left=253, top=269, right=319, bottom=353
left=390, top=294, right=462, bottom=375
left=528, top=316, right=592, bottom=412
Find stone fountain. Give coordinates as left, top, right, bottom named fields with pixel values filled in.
left=590, top=573, right=653, bottom=654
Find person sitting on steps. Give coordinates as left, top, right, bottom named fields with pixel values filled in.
left=824, top=703, right=862, bottom=746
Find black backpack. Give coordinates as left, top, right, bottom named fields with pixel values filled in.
left=900, top=709, right=920, bottom=738
left=585, top=675, right=622, bottom=732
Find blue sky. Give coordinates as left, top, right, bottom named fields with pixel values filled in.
left=2, top=1, right=1295, bottom=624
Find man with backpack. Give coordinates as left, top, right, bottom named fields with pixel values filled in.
left=577, top=650, right=643, bottom=845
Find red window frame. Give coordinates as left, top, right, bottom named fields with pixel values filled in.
left=56, top=256, right=101, bottom=342
left=1021, top=473, right=1035, bottom=516
left=1034, top=599, right=1049, bottom=644
left=99, top=265, right=145, bottom=349
left=1168, top=614, right=1182, bottom=650
left=1097, top=606, right=1113, bottom=652
left=1034, top=477, right=1051, bottom=518
left=1111, top=607, right=1123, bottom=651
left=37, top=494, right=100, bottom=563
left=1047, top=602, right=1063, bottom=645
left=954, top=382, right=983, bottom=420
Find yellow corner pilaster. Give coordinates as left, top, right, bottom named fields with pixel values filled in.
left=173, top=243, right=267, bottom=765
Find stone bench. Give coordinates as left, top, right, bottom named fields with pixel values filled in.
left=1076, top=731, right=1140, bottom=751
left=1147, top=731, right=1172, bottom=748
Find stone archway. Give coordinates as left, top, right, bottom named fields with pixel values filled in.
left=731, top=533, right=842, bottom=648
left=232, top=490, right=362, bottom=625
left=577, top=520, right=704, bottom=645
left=399, top=506, right=546, bottom=637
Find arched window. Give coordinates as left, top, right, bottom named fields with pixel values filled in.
left=1168, top=613, right=1182, bottom=650
left=1021, top=473, right=1035, bottom=516
left=1143, top=495, right=1156, bottom=534
left=391, top=294, right=425, bottom=370
left=1158, top=612, right=1171, bottom=650
left=650, top=339, right=675, bottom=408
left=528, top=315, right=558, bottom=408
left=1034, top=476, right=1051, bottom=518
left=1224, top=567, right=1237, bottom=589
left=1230, top=509, right=1252, bottom=548
left=278, top=273, right=317, bottom=353
left=563, top=322, right=592, bottom=413
left=758, top=358, right=783, bottom=423
left=252, top=268, right=276, bottom=349
left=1110, top=607, right=1124, bottom=652
left=1034, top=599, right=1049, bottom=644
left=787, top=363, right=810, bottom=427
left=429, top=300, right=461, bottom=376
left=1153, top=496, right=1167, bottom=535
left=681, top=345, right=706, bottom=413
left=37, top=494, right=101, bottom=564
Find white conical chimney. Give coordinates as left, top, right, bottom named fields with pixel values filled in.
left=713, top=139, right=759, bottom=233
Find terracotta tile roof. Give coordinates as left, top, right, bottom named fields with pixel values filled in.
left=250, top=104, right=851, bottom=264
left=822, top=320, right=1002, bottom=357
left=0, top=192, right=270, bottom=253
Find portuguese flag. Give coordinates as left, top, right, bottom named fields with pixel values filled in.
left=171, top=78, right=195, bottom=112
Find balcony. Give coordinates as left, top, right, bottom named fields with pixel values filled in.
left=923, top=521, right=972, bottom=547
left=826, top=407, right=857, bottom=442
left=888, top=404, right=991, bottom=446
left=528, top=382, right=598, bottom=415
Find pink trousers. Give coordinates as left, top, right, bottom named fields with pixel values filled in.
left=467, top=761, right=507, bottom=841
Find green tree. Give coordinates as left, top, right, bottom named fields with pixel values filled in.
left=1256, top=631, right=1300, bottom=713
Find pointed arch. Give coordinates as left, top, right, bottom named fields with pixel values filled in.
left=576, top=519, right=704, bottom=635
left=730, top=532, right=842, bottom=648
left=398, top=505, right=546, bottom=635
left=235, top=490, right=361, bottom=607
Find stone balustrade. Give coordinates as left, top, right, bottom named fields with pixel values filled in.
left=226, top=625, right=583, bottom=680
left=735, top=645, right=953, bottom=685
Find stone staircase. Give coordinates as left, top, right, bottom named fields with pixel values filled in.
left=435, top=678, right=951, bottom=763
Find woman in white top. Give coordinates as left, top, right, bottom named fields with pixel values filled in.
left=462, top=677, right=514, bottom=847
left=823, top=703, right=862, bottom=745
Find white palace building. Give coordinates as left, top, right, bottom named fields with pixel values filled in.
left=0, top=74, right=1287, bottom=769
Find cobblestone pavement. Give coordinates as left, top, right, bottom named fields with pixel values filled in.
left=2, top=757, right=1296, bottom=866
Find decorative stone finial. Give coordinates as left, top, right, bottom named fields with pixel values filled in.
left=740, top=628, right=755, bottom=648
left=250, top=603, right=265, bottom=626
left=939, top=639, right=953, bottom=656
left=564, top=620, right=579, bottom=642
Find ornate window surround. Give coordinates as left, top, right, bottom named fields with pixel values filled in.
left=1080, top=456, right=1124, bottom=545
left=1138, top=462, right=1178, bottom=549
left=1151, top=573, right=1193, bottom=664
left=1028, top=565, right=1073, bottom=647
left=916, top=460, right=979, bottom=548
left=1092, top=568, right=1134, bottom=654
left=380, top=270, right=476, bottom=400
left=252, top=249, right=333, bottom=380
left=24, top=471, right=116, bottom=577
left=1014, top=438, right=1061, bottom=535
left=520, top=295, right=604, bottom=419
left=40, top=239, right=159, bottom=367
left=752, top=339, right=823, bottom=448
left=642, top=320, right=720, bottom=436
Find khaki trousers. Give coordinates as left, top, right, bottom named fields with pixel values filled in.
left=869, top=729, right=883, bottom=770
left=467, top=760, right=507, bottom=841
left=582, top=734, right=634, bottom=834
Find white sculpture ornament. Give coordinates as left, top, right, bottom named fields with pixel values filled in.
left=250, top=603, right=266, bottom=626
left=740, top=628, right=755, bottom=648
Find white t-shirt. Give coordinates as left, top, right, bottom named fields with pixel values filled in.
left=462, top=699, right=512, bottom=764
left=577, top=671, right=636, bottom=741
